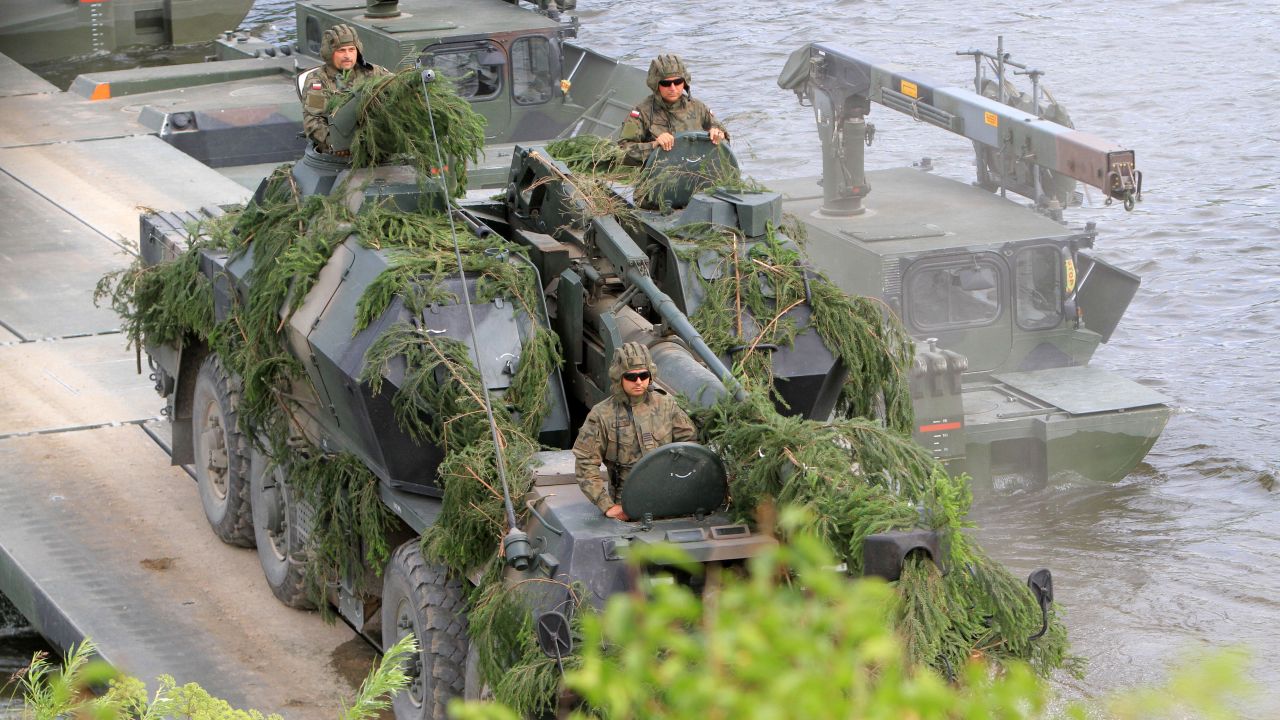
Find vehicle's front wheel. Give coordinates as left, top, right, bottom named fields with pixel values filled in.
left=249, top=447, right=314, bottom=609
left=382, top=540, right=468, bottom=720
left=191, top=354, right=254, bottom=547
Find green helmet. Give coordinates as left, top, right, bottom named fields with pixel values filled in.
left=321, top=24, right=366, bottom=65
left=608, top=342, right=658, bottom=397
left=646, top=53, right=691, bottom=95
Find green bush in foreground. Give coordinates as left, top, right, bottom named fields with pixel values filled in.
left=9, top=634, right=416, bottom=720
left=452, top=507, right=1254, bottom=720
left=9, top=514, right=1255, bottom=719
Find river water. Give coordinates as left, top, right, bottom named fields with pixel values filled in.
left=5, top=0, right=1279, bottom=715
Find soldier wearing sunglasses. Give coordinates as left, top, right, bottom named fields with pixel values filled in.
left=617, top=54, right=730, bottom=166
left=573, top=342, right=696, bottom=520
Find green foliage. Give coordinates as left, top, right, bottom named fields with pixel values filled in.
left=11, top=639, right=118, bottom=720
left=13, top=636, right=416, bottom=719
left=545, top=135, right=635, bottom=182
left=339, top=634, right=418, bottom=720
left=93, top=229, right=219, bottom=351
left=289, top=451, right=395, bottom=601
left=343, top=69, right=487, bottom=194
left=454, top=518, right=1256, bottom=719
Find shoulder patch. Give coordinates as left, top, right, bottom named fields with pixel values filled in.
left=630, top=109, right=641, bottom=118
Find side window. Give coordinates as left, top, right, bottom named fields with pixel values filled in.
left=906, top=258, right=1002, bottom=331
left=1014, top=246, right=1063, bottom=330
left=511, top=36, right=555, bottom=106
left=305, top=17, right=321, bottom=55
left=420, top=43, right=504, bottom=101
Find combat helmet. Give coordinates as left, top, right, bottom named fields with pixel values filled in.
left=646, top=54, right=691, bottom=95
left=321, top=24, right=370, bottom=68
left=608, top=342, right=658, bottom=399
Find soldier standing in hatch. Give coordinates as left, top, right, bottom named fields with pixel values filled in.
left=573, top=342, right=696, bottom=521
left=301, top=24, right=391, bottom=156
left=617, top=54, right=729, bottom=166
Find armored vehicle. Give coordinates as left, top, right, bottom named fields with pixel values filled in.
left=0, top=0, right=255, bottom=65
left=138, top=110, right=970, bottom=715
left=777, top=41, right=1168, bottom=489
left=97, top=0, right=651, bottom=185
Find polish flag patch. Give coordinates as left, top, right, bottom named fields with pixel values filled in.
left=630, top=110, right=640, bottom=118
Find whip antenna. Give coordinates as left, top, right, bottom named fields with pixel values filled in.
left=419, top=68, right=532, bottom=570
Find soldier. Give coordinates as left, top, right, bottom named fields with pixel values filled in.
left=573, top=342, right=696, bottom=520
left=617, top=54, right=729, bottom=166
left=301, top=24, right=391, bottom=156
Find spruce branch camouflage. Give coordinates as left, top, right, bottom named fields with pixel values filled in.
left=573, top=343, right=695, bottom=512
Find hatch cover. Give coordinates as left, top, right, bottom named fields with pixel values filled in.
left=991, top=366, right=1169, bottom=415
left=371, top=19, right=460, bottom=33
left=840, top=223, right=945, bottom=242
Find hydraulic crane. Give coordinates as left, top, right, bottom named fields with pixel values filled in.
left=778, top=40, right=1143, bottom=218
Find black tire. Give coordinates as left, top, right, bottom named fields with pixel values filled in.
left=191, top=354, right=254, bottom=547
left=248, top=447, right=315, bottom=609
left=382, top=540, right=468, bottom=720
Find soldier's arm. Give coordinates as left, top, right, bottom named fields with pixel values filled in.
left=302, top=88, right=331, bottom=150
left=671, top=403, right=697, bottom=444
left=572, top=410, right=614, bottom=513
left=702, top=104, right=729, bottom=143
left=618, top=110, right=658, bottom=166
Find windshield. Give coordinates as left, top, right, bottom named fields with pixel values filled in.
left=1014, top=246, right=1063, bottom=330
left=906, top=258, right=1002, bottom=331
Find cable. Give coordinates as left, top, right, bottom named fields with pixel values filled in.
left=418, top=70, right=525, bottom=548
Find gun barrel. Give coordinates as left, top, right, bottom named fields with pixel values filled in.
left=624, top=269, right=748, bottom=402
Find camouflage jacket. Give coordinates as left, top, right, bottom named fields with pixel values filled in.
left=572, top=389, right=696, bottom=512
left=617, top=94, right=729, bottom=166
left=301, top=63, right=391, bottom=153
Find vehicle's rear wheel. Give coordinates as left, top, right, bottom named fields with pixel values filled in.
left=249, top=447, right=314, bottom=609
left=191, top=354, right=254, bottom=547
left=382, top=540, right=468, bottom=720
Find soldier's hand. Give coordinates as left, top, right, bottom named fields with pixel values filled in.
left=709, top=127, right=725, bottom=145
left=605, top=504, right=630, bottom=521
left=655, top=132, right=675, bottom=151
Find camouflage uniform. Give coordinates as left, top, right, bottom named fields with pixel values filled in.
left=301, top=24, right=391, bottom=154
left=618, top=54, right=730, bottom=166
left=573, top=342, right=696, bottom=513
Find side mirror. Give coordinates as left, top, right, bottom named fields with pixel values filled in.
left=1026, top=568, right=1053, bottom=640
left=536, top=611, right=573, bottom=671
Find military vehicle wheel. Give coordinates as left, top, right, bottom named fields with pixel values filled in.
left=249, top=447, right=314, bottom=609
left=382, top=540, right=468, bottom=720
left=191, top=354, right=254, bottom=548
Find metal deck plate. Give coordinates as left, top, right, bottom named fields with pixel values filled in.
left=0, top=136, right=250, bottom=245
left=0, top=425, right=361, bottom=713
left=0, top=52, right=57, bottom=98
left=0, top=172, right=127, bottom=338
left=0, top=92, right=143, bottom=147
left=992, top=366, right=1170, bottom=415
left=0, top=334, right=159, bottom=437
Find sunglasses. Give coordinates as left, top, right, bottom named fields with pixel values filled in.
left=622, top=371, right=651, bottom=382
left=657, top=78, right=684, bottom=88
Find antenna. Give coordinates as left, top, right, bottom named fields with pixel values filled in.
left=419, top=69, right=533, bottom=571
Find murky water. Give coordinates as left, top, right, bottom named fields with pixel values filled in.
left=6, top=0, right=1279, bottom=715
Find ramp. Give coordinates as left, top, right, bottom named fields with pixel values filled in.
left=0, top=50, right=368, bottom=716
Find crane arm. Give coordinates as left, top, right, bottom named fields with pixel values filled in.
left=779, top=42, right=1142, bottom=210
